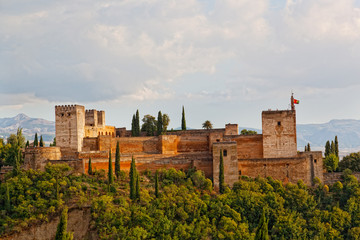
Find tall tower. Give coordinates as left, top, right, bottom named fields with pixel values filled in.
left=262, top=97, right=297, bottom=158
left=55, top=105, right=85, bottom=152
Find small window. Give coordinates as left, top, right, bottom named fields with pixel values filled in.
left=277, top=121, right=281, bottom=126
left=61, top=113, right=64, bottom=117
left=239, top=170, right=242, bottom=175
left=314, top=159, right=317, bottom=163
left=223, top=150, right=227, bottom=157
left=68, top=113, right=71, bottom=116
left=264, top=164, right=267, bottom=168
left=216, top=139, right=220, bottom=142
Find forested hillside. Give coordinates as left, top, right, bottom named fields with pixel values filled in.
left=1, top=165, right=360, bottom=239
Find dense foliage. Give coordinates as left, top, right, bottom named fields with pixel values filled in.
left=339, top=152, right=360, bottom=172
left=1, top=164, right=360, bottom=239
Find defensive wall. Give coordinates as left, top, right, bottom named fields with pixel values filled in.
left=24, top=99, right=325, bottom=187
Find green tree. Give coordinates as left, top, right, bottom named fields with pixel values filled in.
left=108, top=150, right=113, bottom=185
left=39, top=135, right=44, bottom=147
left=5, top=183, right=10, bottom=212
left=181, top=106, right=186, bottom=130
left=155, top=170, right=159, bottom=198
left=240, top=129, right=258, bottom=135
left=202, top=120, right=213, bottom=130
left=307, top=143, right=311, bottom=152
left=325, top=140, right=331, bottom=157
left=55, top=175, right=60, bottom=201
left=55, top=207, right=73, bottom=240
left=34, top=133, right=38, bottom=147
left=115, top=141, right=120, bottom=179
left=25, top=140, right=29, bottom=148
left=136, top=110, right=140, bottom=136
left=331, top=141, right=336, bottom=155
left=339, top=152, right=360, bottom=171
left=12, top=149, right=21, bottom=175
left=255, top=210, right=269, bottom=240
left=141, top=114, right=157, bottom=136
left=136, top=174, right=140, bottom=201
left=157, top=111, right=163, bottom=135
left=219, top=150, right=225, bottom=194
left=335, top=136, right=339, bottom=158
left=324, top=153, right=339, bottom=172
left=162, top=114, right=170, bottom=134
left=88, top=157, right=92, bottom=175
left=50, top=137, right=56, bottom=147
left=129, top=156, right=137, bottom=200
left=131, top=114, right=136, bottom=137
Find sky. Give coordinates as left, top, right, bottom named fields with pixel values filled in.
left=1, top=0, right=360, bottom=130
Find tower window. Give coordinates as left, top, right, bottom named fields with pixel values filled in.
left=223, top=150, right=227, bottom=157
left=314, top=159, right=317, bottom=163
left=61, top=113, right=64, bottom=117
left=277, top=121, right=281, bottom=126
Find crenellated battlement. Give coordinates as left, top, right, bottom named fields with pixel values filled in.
left=55, top=104, right=85, bottom=112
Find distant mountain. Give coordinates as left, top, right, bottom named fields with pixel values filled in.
left=297, top=119, right=360, bottom=152
left=0, top=114, right=55, bottom=142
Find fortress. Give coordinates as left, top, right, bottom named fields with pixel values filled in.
left=24, top=96, right=324, bottom=187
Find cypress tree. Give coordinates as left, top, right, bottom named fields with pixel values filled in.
left=53, top=137, right=56, bottom=146
left=5, top=183, right=10, bottom=212
left=55, top=207, right=73, bottom=240
left=325, top=141, right=331, bottom=157
left=136, top=174, right=140, bottom=201
left=108, top=150, right=113, bottom=185
left=131, top=114, right=136, bottom=136
left=34, top=133, right=38, bottom=147
left=115, top=141, right=120, bottom=179
left=136, top=110, right=140, bottom=136
left=13, top=149, right=21, bottom=175
left=88, top=157, right=92, bottom=175
left=219, top=150, right=225, bottom=194
left=129, top=156, right=137, bottom=200
left=304, top=146, right=307, bottom=152
left=155, top=170, right=159, bottom=198
left=307, top=143, right=311, bottom=152
left=157, top=111, right=163, bottom=136
left=335, top=136, right=339, bottom=158
left=255, top=209, right=269, bottom=240
left=25, top=140, right=29, bottom=148
left=39, top=135, right=44, bottom=147
left=331, top=141, right=335, bottom=155
left=181, top=106, right=186, bottom=130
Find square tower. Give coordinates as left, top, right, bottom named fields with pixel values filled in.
left=262, top=110, right=297, bottom=158
left=55, top=105, right=85, bottom=152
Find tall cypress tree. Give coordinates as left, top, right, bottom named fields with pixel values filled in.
left=5, top=183, right=10, bottom=212
left=255, top=209, right=269, bottom=240
left=39, top=135, right=44, bottom=147
left=13, top=149, right=21, bottom=176
left=325, top=141, right=331, bottom=157
left=155, top=170, right=159, bottom=198
left=25, top=140, right=29, bottom=148
left=115, top=141, right=120, bottom=179
left=108, top=150, right=113, bottom=185
left=55, top=207, right=73, bottom=240
left=307, top=143, right=311, bottom=152
left=219, top=150, right=225, bottom=194
left=88, top=157, right=92, bottom=175
left=331, top=141, right=335, bottom=155
left=136, top=174, right=140, bottom=201
left=136, top=110, right=140, bottom=136
left=181, top=106, right=186, bottom=130
left=129, top=156, right=137, bottom=200
left=335, top=136, right=339, bottom=158
left=34, top=133, right=38, bottom=147
left=157, top=111, right=163, bottom=136
left=131, top=114, right=136, bottom=137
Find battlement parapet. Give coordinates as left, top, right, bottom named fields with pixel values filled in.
left=55, top=104, right=85, bottom=112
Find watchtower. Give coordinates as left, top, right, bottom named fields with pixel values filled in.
left=55, top=105, right=85, bottom=152
left=262, top=98, right=297, bottom=158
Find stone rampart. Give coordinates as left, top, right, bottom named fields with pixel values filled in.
left=323, top=172, right=360, bottom=185
left=24, top=147, right=61, bottom=171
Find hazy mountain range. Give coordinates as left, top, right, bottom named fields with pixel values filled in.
left=1, top=114, right=360, bottom=154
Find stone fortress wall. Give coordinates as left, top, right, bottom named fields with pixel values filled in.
left=25, top=97, right=324, bottom=187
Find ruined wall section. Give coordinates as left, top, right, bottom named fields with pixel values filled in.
left=213, top=142, right=238, bottom=189
left=262, top=110, right=297, bottom=158
left=55, top=105, right=85, bottom=153
left=225, top=124, right=238, bottom=135
left=24, top=147, right=61, bottom=171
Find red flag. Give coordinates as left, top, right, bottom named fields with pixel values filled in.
left=294, top=99, right=300, bottom=104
